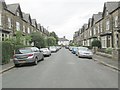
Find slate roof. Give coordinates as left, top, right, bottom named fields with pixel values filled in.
left=22, top=12, right=31, bottom=23
left=103, top=2, right=119, bottom=14
left=7, top=3, right=19, bottom=14
left=83, top=24, right=88, bottom=30
left=37, top=24, right=41, bottom=30
left=0, top=0, right=7, bottom=9
left=92, top=12, right=103, bottom=23
left=32, top=19, right=37, bottom=27
left=88, top=18, right=92, bottom=28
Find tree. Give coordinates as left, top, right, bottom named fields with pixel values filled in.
left=47, top=36, right=56, bottom=46
left=50, top=31, right=58, bottom=44
left=30, top=32, right=46, bottom=48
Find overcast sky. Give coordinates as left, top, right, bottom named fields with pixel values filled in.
left=5, top=0, right=119, bottom=40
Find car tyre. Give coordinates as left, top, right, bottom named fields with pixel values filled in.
left=14, top=64, right=20, bottom=67
left=34, top=58, right=38, bottom=65
left=41, top=55, right=44, bottom=61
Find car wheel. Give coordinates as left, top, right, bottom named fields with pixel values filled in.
left=78, top=53, right=80, bottom=58
left=15, top=64, right=20, bottom=67
left=34, top=58, right=38, bottom=65
left=41, top=55, right=44, bottom=61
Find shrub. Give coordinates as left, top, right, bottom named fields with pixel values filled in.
left=105, top=47, right=113, bottom=54
left=92, top=40, right=101, bottom=48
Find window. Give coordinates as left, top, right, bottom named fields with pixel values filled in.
left=115, top=32, right=119, bottom=48
left=108, top=36, right=112, bottom=47
left=0, top=13, right=1, bottom=26
left=2, top=33, right=4, bottom=41
left=106, top=20, right=109, bottom=30
left=27, top=27, right=30, bottom=33
left=100, top=22, right=102, bottom=32
left=8, top=17, right=12, bottom=28
left=16, top=22, right=20, bottom=31
left=101, top=36, right=107, bottom=48
left=98, top=25, right=100, bottom=34
left=93, top=27, right=96, bottom=35
left=90, top=29, right=92, bottom=36
left=115, top=16, right=118, bottom=27
left=0, top=32, right=2, bottom=41
left=106, top=10, right=109, bottom=16
left=16, top=11, right=20, bottom=16
left=23, top=26, right=25, bottom=33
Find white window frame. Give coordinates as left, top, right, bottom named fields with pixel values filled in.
left=0, top=13, right=2, bottom=26
left=100, top=22, right=102, bottom=32
left=0, top=32, right=2, bottom=41
left=27, top=27, right=30, bottom=34
left=93, top=27, right=96, bottom=35
left=115, top=16, right=118, bottom=27
left=23, top=25, right=25, bottom=33
left=106, top=20, right=110, bottom=31
left=108, top=36, right=112, bottom=48
left=101, top=36, right=107, bottom=48
left=98, top=25, right=100, bottom=34
left=16, top=22, right=20, bottom=31
left=16, top=11, right=20, bottom=16
left=90, top=29, right=92, bottom=36
left=8, top=17, right=12, bottom=28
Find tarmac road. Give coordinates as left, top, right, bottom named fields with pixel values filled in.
left=2, top=48, right=118, bottom=88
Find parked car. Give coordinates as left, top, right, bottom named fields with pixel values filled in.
left=72, top=47, right=78, bottom=54
left=56, top=46, right=61, bottom=51
left=13, top=47, right=44, bottom=67
left=69, top=46, right=74, bottom=51
left=49, top=46, right=57, bottom=53
left=40, top=48, right=51, bottom=56
left=76, top=47, right=93, bottom=59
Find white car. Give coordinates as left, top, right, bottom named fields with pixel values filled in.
left=76, top=47, right=93, bottom=59
left=40, top=48, right=51, bottom=56
left=49, top=46, right=57, bottom=53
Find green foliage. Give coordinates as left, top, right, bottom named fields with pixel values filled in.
left=50, top=31, right=58, bottom=44
left=2, top=41, right=14, bottom=64
left=14, top=31, right=24, bottom=45
left=30, top=32, right=47, bottom=48
left=105, top=47, right=113, bottom=54
left=25, top=35, right=32, bottom=44
left=92, top=40, right=101, bottom=48
left=47, top=36, right=56, bottom=46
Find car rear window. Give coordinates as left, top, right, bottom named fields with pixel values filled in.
left=15, top=49, right=32, bottom=54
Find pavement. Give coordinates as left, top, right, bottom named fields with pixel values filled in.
left=0, top=60, right=14, bottom=74
left=93, top=54, right=120, bottom=71
left=0, top=50, right=119, bottom=74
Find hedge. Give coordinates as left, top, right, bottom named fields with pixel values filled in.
left=2, top=41, right=14, bottom=65
left=2, top=41, right=31, bottom=65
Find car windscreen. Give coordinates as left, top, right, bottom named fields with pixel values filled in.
left=78, top=47, right=88, bottom=51
left=15, top=49, right=32, bottom=54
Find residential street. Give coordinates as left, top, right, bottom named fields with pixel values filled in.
left=2, top=48, right=118, bottom=88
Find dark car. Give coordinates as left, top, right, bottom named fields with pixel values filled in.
left=72, top=47, right=78, bottom=54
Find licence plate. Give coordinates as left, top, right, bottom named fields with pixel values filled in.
left=19, top=60, right=26, bottom=63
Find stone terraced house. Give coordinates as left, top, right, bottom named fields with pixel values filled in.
left=0, top=0, right=50, bottom=45
left=73, top=1, right=120, bottom=60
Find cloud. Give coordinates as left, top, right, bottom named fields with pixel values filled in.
left=5, top=0, right=120, bottom=40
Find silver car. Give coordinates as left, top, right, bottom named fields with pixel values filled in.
left=40, top=48, right=51, bottom=56
left=76, top=47, right=93, bottom=59
left=13, top=47, right=44, bottom=67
